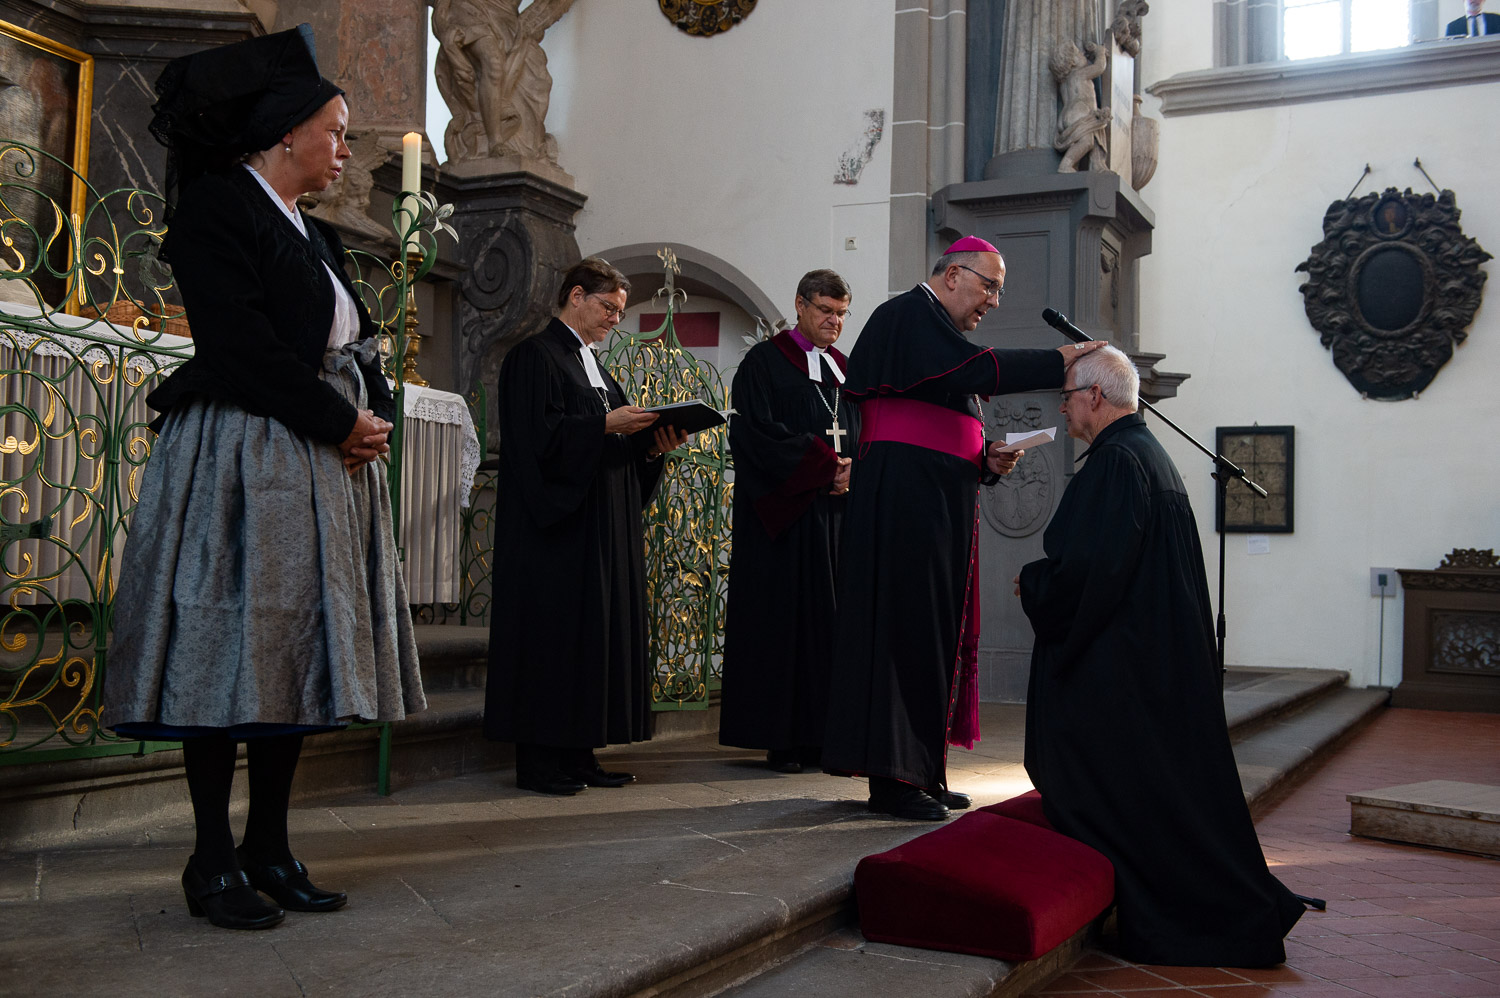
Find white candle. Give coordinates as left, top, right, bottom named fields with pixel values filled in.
left=401, top=131, right=422, bottom=257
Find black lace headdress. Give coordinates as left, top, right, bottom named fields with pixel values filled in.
left=149, top=23, right=343, bottom=224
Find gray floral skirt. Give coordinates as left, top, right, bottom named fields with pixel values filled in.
left=105, top=342, right=425, bottom=737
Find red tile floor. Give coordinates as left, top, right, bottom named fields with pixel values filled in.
left=1030, top=707, right=1500, bottom=997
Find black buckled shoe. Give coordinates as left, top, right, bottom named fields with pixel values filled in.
left=867, top=786, right=950, bottom=821
left=182, top=857, right=285, bottom=930
left=236, top=847, right=347, bottom=913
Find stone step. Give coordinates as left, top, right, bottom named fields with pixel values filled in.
left=410, top=623, right=489, bottom=691
left=702, top=676, right=1386, bottom=998
left=1, top=681, right=1381, bottom=997
left=1237, top=686, right=1391, bottom=813
left=1348, top=779, right=1500, bottom=859
left=0, top=624, right=723, bottom=850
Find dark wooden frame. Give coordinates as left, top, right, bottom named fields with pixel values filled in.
left=1215, top=425, right=1294, bottom=533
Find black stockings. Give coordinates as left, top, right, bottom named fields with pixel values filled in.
left=181, top=733, right=305, bottom=875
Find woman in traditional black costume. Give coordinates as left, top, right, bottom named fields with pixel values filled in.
left=104, top=24, right=423, bottom=930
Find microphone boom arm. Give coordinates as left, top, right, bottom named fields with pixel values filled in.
left=1040, top=308, right=1267, bottom=499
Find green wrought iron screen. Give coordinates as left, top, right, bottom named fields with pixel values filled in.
left=600, top=258, right=732, bottom=710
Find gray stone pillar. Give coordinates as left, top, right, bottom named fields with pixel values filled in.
left=887, top=0, right=968, bottom=293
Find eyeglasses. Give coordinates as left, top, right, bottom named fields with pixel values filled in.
left=799, top=298, right=851, bottom=320
left=589, top=294, right=628, bottom=321
left=1059, top=384, right=1101, bottom=404
left=954, top=264, right=1006, bottom=299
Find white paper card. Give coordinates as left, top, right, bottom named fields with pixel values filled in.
left=1246, top=535, right=1271, bottom=555
left=998, top=427, right=1058, bottom=454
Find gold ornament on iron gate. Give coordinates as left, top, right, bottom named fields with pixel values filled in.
left=1296, top=187, right=1490, bottom=400
left=658, top=0, right=757, bottom=37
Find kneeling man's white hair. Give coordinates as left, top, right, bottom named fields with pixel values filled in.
left=1072, top=345, right=1139, bottom=412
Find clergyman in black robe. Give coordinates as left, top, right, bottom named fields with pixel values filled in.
left=1018, top=345, right=1304, bottom=967
left=484, top=258, right=688, bottom=796
left=720, top=270, right=859, bottom=772
left=822, top=237, right=1102, bottom=821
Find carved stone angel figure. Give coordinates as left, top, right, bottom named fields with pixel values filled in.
left=1050, top=39, right=1110, bottom=174
left=430, top=0, right=577, bottom=166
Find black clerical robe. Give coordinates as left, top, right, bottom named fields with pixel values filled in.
left=822, top=285, right=1063, bottom=790
left=483, top=319, right=665, bottom=748
left=719, top=333, right=859, bottom=753
left=1019, top=413, right=1303, bottom=967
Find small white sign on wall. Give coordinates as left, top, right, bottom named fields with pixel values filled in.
left=1246, top=535, right=1271, bottom=555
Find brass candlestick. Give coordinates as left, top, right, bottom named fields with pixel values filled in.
left=401, top=251, right=428, bottom=387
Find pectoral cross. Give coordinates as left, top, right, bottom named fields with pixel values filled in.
left=825, top=418, right=846, bottom=454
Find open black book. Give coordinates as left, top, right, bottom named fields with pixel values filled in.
left=643, top=400, right=727, bottom=435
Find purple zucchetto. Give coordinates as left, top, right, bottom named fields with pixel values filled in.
left=942, top=236, right=1000, bottom=255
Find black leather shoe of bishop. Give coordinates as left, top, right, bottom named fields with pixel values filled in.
left=567, top=765, right=635, bottom=788
left=517, top=772, right=588, bottom=796
left=933, top=789, right=971, bottom=810
left=867, top=787, right=950, bottom=821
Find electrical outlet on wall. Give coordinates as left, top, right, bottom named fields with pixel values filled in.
left=1369, top=567, right=1399, bottom=597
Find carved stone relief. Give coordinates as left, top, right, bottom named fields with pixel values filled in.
left=1431, top=611, right=1499, bottom=675
left=1296, top=187, right=1490, bottom=400
left=833, top=109, right=885, bottom=186
left=982, top=398, right=1058, bottom=537
left=1111, top=0, right=1148, bottom=57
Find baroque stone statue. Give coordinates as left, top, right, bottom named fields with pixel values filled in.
left=1051, top=39, right=1110, bottom=173
left=430, top=0, right=578, bottom=171
left=1111, top=0, right=1149, bottom=58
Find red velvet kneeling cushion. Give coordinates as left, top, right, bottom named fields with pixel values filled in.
left=977, top=789, right=1052, bottom=830
left=855, top=811, right=1114, bottom=962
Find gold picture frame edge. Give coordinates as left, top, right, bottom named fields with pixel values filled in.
left=0, top=17, right=95, bottom=315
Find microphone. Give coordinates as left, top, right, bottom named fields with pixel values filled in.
left=1040, top=307, right=1094, bottom=344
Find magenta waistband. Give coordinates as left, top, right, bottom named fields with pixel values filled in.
left=858, top=397, right=983, bottom=467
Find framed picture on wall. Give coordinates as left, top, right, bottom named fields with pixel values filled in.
left=1215, top=425, right=1294, bottom=533
left=0, top=19, right=93, bottom=310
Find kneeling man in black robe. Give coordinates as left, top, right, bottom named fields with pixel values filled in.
left=1017, top=345, right=1304, bottom=967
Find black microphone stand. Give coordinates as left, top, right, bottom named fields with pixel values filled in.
left=1041, top=309, right=1268, bottom=683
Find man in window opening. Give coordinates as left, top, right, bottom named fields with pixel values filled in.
left=1447, top=0, right=1499, bottom=36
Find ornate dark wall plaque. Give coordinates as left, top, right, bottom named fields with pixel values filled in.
left=1296, top=187, right=1490, bottom=400
left=659, top=0, right=756, bottom=37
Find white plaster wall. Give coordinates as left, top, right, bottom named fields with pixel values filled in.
left=540, top=0, right=894, bottom=330
left=1137, top=22, right=1500, bottom=687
